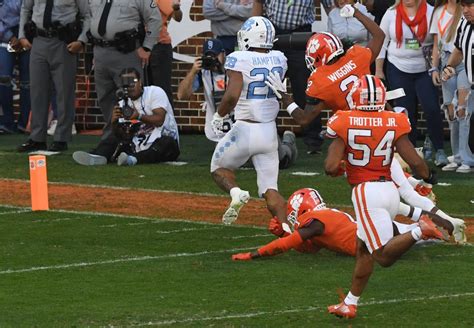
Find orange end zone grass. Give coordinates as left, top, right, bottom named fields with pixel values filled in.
left=1, top=179, right=472, bottom=239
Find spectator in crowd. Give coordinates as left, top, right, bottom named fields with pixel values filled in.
left=210, top=17, right=288, bottom=225
left=177, top=38, right=297, bottom=169
left=321, top=0, right=335, bottom=14
left=86, top=0, right=161, bottom=156
left=148, top=0, right=183, bottom=106
left=73, top=68, right=179, bottom=166
left=0, top=0, right=30, bottom=135
left=252, top=0, right=324, bottom=155
left=328, top=0, right=375, bottom=47
left=16, top=0, right=89, bottom=152
left=431, top=0, right=473, bottom=173
left=364, top=0, right=395, bottom=24
left=203, top=0, right=253, bottom=54
left=375, top=0, right=448, bottom=166
left=442, top=0, right=474, bottom=173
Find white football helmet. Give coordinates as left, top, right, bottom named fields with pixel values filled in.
left=238, top=16, right=275, bottom=51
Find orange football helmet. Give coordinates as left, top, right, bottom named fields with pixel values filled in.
left=305, top=32, right=344, bottom=72
left=287, top=188, right=326, bottom=228
left=348, top=74, right=387, bottom=111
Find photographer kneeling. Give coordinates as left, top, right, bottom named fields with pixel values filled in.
left=73, top=68, right=180, bottom=166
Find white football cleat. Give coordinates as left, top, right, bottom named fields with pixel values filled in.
left=222, top=189, right=250, bottom=225
left=449, top=218, right=467, bottom=244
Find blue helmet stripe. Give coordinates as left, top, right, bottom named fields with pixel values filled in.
left=262, top=18, right=273, bottom=46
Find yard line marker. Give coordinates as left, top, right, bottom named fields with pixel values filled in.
left=131, top=292, right=474, bottom=326
left=0, top=246, right=259, bottom=275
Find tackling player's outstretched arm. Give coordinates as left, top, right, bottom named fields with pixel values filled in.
left=325, top=137, right=346, bottom=177
left=232, top=220, right=325, bottom=260
left=217, top=70, right=243, bottom=117
left=288, top=101, right=326, bottom=127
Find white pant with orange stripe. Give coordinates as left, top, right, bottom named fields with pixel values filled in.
left=352, top=181, right=400, bottom=253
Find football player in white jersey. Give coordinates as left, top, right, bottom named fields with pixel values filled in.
left=210, top=16, right=289, bottom=225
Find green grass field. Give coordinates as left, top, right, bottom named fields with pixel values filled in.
left=0, top=133, right=473, bottom=326
left=0, top=205, right=473, bottom=326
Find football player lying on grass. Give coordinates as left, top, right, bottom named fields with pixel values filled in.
left=232, top=187, right=453, bottom=261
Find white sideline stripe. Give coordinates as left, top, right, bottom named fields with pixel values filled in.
left=0, top=209, right=30, bottom=216
left=33, top=217, right=93, bottom=223
left=155, top=227, right=223, bottom=234
left=0, top=205, right=267, bottom=230
left=223, top=233, right=271, bottom=240
left=0, top=246, right=258, bottom=275
left=133, top=292, right=474, bottom=326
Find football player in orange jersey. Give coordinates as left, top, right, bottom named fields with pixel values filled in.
left=231, top=187, right=428, bottom=261
left=324, top=75, right=449, bottom=319
left=265, top=4, right=386, bottom=126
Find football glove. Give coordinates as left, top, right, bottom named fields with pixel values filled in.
left=340, top=4, right=355, bottom=18
left=414, top=168, right=438, bottom=185
left=268, top=217, right=286, bottom=237
left=265, top=71, right=287, bottom=99
left=211, top=112, right=227, bottom=138
left=232, top=252, right=252, bottom=261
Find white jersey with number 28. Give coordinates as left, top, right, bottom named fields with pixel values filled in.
left=224, top=50, right=288, bottom=123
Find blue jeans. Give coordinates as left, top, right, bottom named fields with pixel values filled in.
left=452, top=91, right=474, bottom=166
left=387, top=61, right=444, bottom=150
left=0, top=46, right=31, bottom=130
left=440, top=51, right=473, bottom=165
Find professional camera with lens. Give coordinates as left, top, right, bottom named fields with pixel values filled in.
left=115, top=75, right=136, bottom=120
left=201, top=54, right=220, bottom=70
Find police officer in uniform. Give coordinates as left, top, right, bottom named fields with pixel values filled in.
left=87, top=0, right=162, bottom=156
left=17, top=0, right=90, bottom=152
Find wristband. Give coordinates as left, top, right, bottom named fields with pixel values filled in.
left=411, top=207, right=422, bottom=222
left=286, top=102, right=299, bottom=116
left=428, top=67, right=439, bottom=77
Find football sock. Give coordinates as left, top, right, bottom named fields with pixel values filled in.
left=411, top=227, right=422, bottom=241
left=344, top=292, right=360, bottom=306
left=434, top=209, right=454, bottom=222
left=398, top=203, right=422, bottom=222
left=230, top=187, right=242, bottom=201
